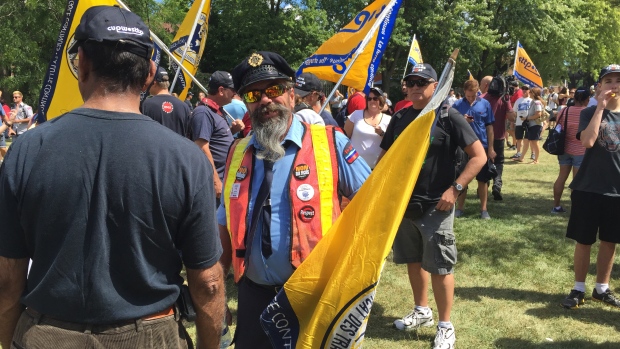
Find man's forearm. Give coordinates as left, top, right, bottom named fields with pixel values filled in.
left=187, top=265, right=226, bottom=349
left=0, top=257, right=28, bottom=348
left=486, top=126, right=494, bottom=150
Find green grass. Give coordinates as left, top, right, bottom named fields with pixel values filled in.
left=187, top=140, right=620, bottom=348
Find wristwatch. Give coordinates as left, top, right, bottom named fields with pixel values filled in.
left=452, top=182, right=463, bottom=192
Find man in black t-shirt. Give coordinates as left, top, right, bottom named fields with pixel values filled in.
left=0, top=7, right=224, bottom=349
left=142, top=66, right=192, bottom=139
left=378, top=63, right=485, bottom=349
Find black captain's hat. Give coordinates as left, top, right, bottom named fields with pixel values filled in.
left=231, top=51, right=296, bottom=93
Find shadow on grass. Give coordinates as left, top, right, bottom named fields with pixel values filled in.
left=365, top=302, right=435, bottom=343
left=494, top=338, right=620, bottom=349
left=457, top=286, right=620, bottom=331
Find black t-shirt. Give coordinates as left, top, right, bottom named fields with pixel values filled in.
left=380, top=106, right=479, bottom=204
left=141, top=94, right=192, bottom=139
left=0, top=108, right=222, bottom=324
left=570, top=106, right=620, bottom=196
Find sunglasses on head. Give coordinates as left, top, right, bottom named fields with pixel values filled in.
left=366, top=96, right=380, bottom=101
left=405, top=79, right=432, bottom=88
left=242, top=84, right=288, bottom=103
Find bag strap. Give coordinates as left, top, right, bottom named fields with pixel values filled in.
left=558, top=106, right=569, bottom=129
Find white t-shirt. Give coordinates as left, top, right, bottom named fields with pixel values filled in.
left=347, top=110, right=391, bottom=169
left=547, top=93, right=558, bottom=109
left=512, top=97, right=532, bottom=126
left=447, top=96, right=457, bottom=106
left=295, top=109, right=325, bottom=125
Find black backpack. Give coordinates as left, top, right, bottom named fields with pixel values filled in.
left=488, top=76, right=507, bottom=97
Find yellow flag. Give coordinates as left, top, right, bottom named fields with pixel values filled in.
left=169, top=0, right=211, bottom=100
left=468, top=69, right=474, bottom=81
left=261, top=59, right=456, bottom=349
left=513, top=41, right=543, bottom=88
left=408, top=34, right=423, bottom=66
left=297, top=0, right=402, bottom=93
left=38, top=0, right=119, bottom=121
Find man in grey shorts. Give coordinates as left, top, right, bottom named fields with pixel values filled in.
left=378, top=63, right=485, bottom=349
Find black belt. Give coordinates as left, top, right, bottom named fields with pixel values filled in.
left=25, top=307, right=178, bottom=334
left=244, top=277, right=283, bottom=294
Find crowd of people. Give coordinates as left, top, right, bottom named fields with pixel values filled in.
left=0, top=6, right=618, bottom=349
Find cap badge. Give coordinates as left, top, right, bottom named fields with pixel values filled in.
left=248, top=53, right=264, bottom=67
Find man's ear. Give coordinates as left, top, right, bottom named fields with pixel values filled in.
left=77, top=47, right=91, bottom=84
left=142, top=60, right=156, bottom=92
left=287, top=85, right=295, bottom=105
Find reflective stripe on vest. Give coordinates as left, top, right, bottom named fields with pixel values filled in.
left=223, top=123, right=340, bottom=282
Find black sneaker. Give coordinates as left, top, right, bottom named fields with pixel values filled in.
left=592, top=288, right=620, bottom=308
left=492, top=188, right=503, bottom=201
left=561, top=289, right=585, bottom=309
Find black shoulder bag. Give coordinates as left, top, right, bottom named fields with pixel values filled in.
left=543, top=106, right=569, bottom=155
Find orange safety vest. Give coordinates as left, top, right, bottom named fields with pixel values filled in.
left=223, top=123, right=341, bottom=283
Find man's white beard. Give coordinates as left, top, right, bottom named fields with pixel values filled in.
left=251, top=103, right=290, bottom=162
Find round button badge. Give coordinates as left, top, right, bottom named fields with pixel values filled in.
left=296, top=184, right=315, bottom=202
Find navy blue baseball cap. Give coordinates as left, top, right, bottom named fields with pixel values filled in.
left=154, top=66, right=168, bottom=82
left=404, top=63, right=437, bottom=81
left=598, top=64, right=620, bottom=82
left=231, top=51, right=296, bottom=93
left=68, top=6, right=153, bottom=60
left=209, top=71, right=235, bottom=90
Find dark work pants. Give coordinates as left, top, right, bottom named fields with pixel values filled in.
left=492, top=139, right=505, bottom=193
left=234, top=277, right=280, bottom=349
left=11, top=309, right=189, bottom=349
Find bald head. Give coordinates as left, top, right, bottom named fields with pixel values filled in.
left=480, top=76, right=493, bottom=94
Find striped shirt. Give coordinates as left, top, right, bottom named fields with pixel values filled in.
left=557, top=106, right=586, bottom=156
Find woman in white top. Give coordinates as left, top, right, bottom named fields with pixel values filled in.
left=343, top=87, right=391, bottom=169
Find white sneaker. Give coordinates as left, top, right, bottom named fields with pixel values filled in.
left=393, top=308, right=434, bottom=331
left=433, top=326, right=456, bottom=349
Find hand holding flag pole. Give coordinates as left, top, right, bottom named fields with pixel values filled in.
left=260, top=48, right=459, bottom=349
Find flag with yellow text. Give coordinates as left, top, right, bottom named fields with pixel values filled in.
left=513, top=41, right=543, bottom=88
left=169, top=0, right=211, bottom=100
left=37, top=0, right=119, bottom=121
left=261, top=56, right=456, bottom=349
left=297, top=0, right=402, bottom=93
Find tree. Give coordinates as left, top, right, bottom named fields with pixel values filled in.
left=0, top=0, right=158, bottom=109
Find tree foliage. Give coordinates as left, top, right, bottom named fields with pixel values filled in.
left=2, top=0, right=620, bottom=109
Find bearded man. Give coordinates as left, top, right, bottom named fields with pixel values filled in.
left=217, top=51, right=371, bottom=349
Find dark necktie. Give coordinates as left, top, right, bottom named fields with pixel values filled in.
left=260, top=160, right=274, bottom=258
left=249, top=159, right=274, bottom=259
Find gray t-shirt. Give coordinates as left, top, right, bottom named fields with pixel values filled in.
left=569, top=106, right=620, bottom=196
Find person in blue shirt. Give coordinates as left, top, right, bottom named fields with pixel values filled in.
left=452, top=79, right=495, bottom=219
left=217, top=51, right=370, bottom=349
left=223, top=93, right=248, bottom=138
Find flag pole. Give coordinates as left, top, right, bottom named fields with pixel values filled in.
left=168, top=0, right=207, bottom=93
left=318, top=0, right=398, bottom=116
left=512, top=41, right=519, bottom=77
left=402, top=34, right=416, bottom=79
left=116, top=0, right=210, bottom=97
